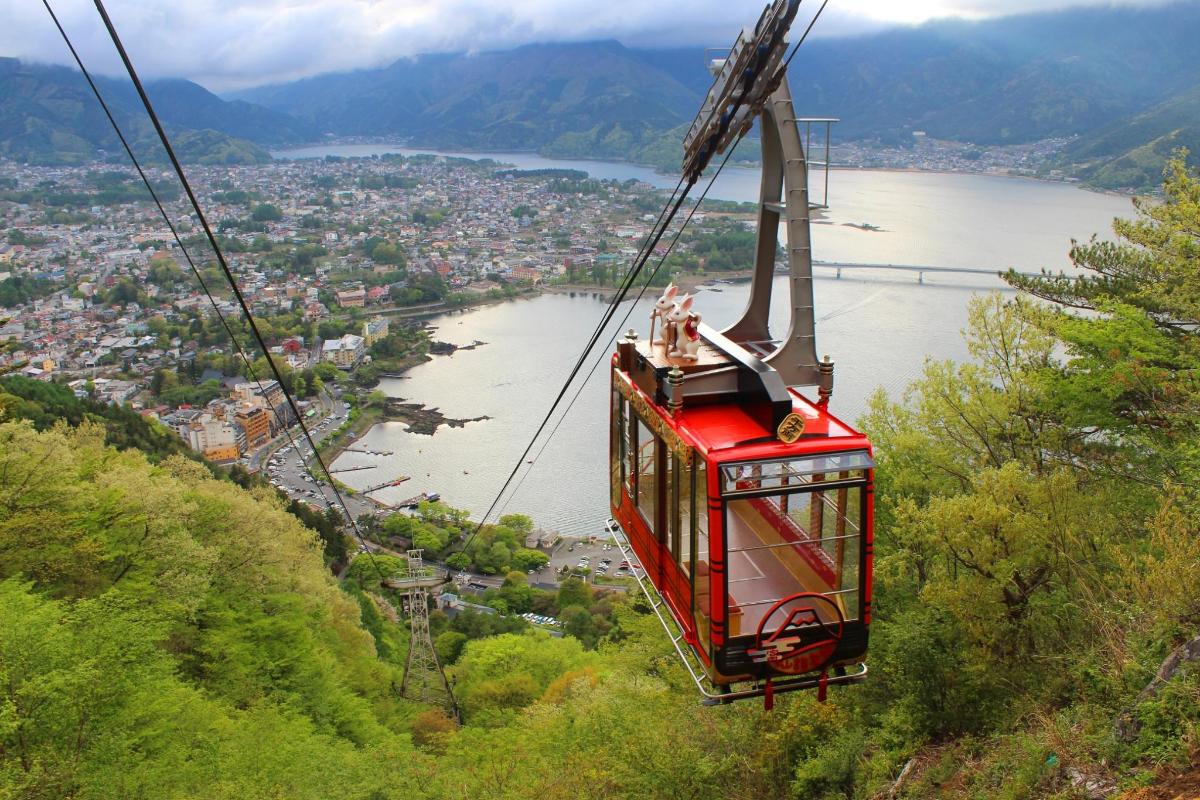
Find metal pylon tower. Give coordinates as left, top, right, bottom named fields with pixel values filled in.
left=397, top=549, right=457, bottom=717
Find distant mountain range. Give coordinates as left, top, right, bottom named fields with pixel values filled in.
left=4, top=1, right=1200, bottom=189
left=233, top=0, right=1200, bottom=189
left=236, top=40, right=700, bottom=168
left=0, top=57, right=313, bottom=166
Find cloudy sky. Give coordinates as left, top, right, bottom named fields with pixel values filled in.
left=4, top=0, right=1181, bottom=90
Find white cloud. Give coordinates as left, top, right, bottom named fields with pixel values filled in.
left=4, top=0, right=1184, bottom=90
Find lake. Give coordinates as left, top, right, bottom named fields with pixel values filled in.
left=305, top=146, right=1135, bottom=535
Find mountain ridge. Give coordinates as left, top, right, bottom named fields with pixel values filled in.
left=0, top=58, right=314, bottom=165
left=5, top=2, right=1200, bottom=185
left=230, top=4, right=1200, bottom=185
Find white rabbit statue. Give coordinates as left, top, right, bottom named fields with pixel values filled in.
left=650, top=283, right=678, bottom=351
left=667, top=294, right=702, bottom=361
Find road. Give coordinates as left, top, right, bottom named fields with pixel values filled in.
left=257, top=387, right=380, bottom=520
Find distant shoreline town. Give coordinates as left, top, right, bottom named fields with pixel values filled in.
left=0, top=151, right=753, bottom=496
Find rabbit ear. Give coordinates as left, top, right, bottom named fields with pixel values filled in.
left=664, top=284, right=677, bottom=298
left=679, top=294, right=693, bottom=310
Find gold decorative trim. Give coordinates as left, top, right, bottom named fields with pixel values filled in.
left=615, top=371, right=693, bottom=465
left=776, top=412, right=805, bottom=443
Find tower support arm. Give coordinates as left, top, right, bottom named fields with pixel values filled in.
left=721, top=79, right=823, bottom=390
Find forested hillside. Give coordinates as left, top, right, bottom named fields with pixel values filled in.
left=1052, top=86, right=1200, bottom=190
left=9, top=2, right=1200, bottom=182
left=232, top=2, right=1200, bottom=183
left=2, top=159, right=1200, bottom=797
left=0, top=58, right=312, bottom=165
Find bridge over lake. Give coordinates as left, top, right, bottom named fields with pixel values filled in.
left=813, top=261, right=1040, bottom=283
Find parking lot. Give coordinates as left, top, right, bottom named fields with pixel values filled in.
left=547, top=538, right=643, bottom=584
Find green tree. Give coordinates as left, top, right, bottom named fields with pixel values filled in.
left=251, top=203, right=283, bottom=222
left=497, top=513, right=533, bottom=534
left=1006, top=151, right=1200, bottom=488
left=511, top=548, right=549, bottom=572
left=435, top=630, right=469, bottom=665
left=556, top=577, right=591, bottom=611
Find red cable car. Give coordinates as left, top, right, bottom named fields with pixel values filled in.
left=608, top=9, right=872, bottom=705
left=608, top=325, right=873, bottom=705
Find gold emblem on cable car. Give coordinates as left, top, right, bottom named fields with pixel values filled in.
left=776, top=412, right=806, bottom=443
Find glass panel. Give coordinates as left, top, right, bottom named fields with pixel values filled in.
left=693, top=461, right=710, bottom=652
left=636, top=417, right=657, bottom=527
left=720, top=450, right=873, bottom=495
left=724, top=486, right=861, bottom=638
left=610, top=390, right=623, bottom=507
left=624, top=402, right=636, bottom=496
left=666, top=450, right=679, bottom=557
left=678, top=456, right=693, bottom=575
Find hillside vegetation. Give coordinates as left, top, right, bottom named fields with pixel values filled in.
left=9, top=3, right=1200, bottom=182
left=0, top=58, right=311, bottom=166
left=3, top=160, right=1200, bottom=797
left=1052, top=87, right=1200, bottom=190
left=234, top=3, right=1200, bottom=182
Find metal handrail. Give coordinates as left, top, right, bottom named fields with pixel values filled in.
left=606, top=517, right=867, bottom=705
left=727, top=529, right=861, bottom=553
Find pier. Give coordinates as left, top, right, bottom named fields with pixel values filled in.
left=394, top=491, right=440, bottom=509
left=361, top=476, right=411, bottom=494
left=344, top=447, right=394, bottom=456
left=328, top=464, right=377, bottom=475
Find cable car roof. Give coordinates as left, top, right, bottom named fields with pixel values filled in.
left=671, top=387, right=871, bottom=462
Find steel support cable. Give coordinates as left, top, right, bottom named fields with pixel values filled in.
left=78, top=0, right=688, bottom=586
left=38, top=3, right=323, bottom=488
left=82, top=0, right=389, bottom=579
left=42, top=0, right=294, bottom=439
left=46, top=0, right=387, bottom=581
left=565, top=173, right=688, bottom=371
left=497, top=3, right=831, bottom=517
left=463, top=13, right=822, bottom=552
left=529, top=59, right=778, bottom=415
left=781, top=0, right=830, bottom=74
left=455, top=177, right=699, bottom=557
left=456, top=174, right=692, bottom=547
left=499, top=144, right=743, bottom=515
left=551, top=171, right=688, bottom=372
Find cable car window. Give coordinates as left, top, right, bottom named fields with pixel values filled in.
left=677, top=455, right=692, bottom=574
left=635, top=417, right=657, bottom=527
left=724, top=483, right=863, bottom=638
left=719, top=450, right=873, bottom=496
left=693, top=460, right=710, bottom=653
left=666, top=450, right=680, bottom=559
left=624, top=401, right=637, bottom=497
left=611, top=390, right=624, bottom=508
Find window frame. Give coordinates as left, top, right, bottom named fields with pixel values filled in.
left=718, top=450, right=874, bottom=499
left=719, top=464, right=869, bottom=639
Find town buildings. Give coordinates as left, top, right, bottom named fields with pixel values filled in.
left=321, top=333, right=366, bottom=369
left=0, top=152, right=670, bottom=460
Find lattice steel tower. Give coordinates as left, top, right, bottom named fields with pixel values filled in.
left=393, top=549, right=457, bottom=718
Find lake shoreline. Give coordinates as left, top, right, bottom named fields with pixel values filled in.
left=274, top=140, right=1130, bottom=198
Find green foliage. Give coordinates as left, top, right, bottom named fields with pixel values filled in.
left=511, top=547, right=549, bottom=572
left=251, top=202, right=283, bottom=222
left=556, top=576, right=591, bottom=610
left=6, top=157, right=1200, bottom=799
left=434, top=630, right=468, bottom=665
left=0, top=375, right=192, bottom=462
left=452, top=632, right=594, bottom=724
left=0, top=274, right=56, bottom=308
left=0, top=421, right=419, bottom=797
left=1122, top=666, right=1200, bottom=766
left=346, top=553, right=406, bottom=588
